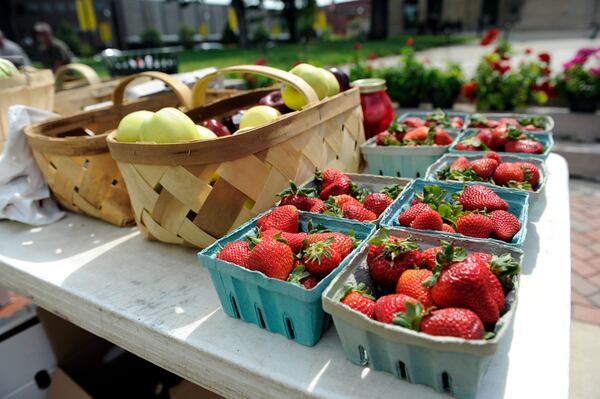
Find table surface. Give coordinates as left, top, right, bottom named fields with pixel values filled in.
left=0, top=153, right=571, bottom=399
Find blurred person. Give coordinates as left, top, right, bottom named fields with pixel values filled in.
left=34, top=22, right=73, bottom=72
left=0, top=30, right=31, bottom=66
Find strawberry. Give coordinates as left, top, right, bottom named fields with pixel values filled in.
left=374, top=294, right=417, bottom=324
left=458, top=185, right=508, bottom=211
left=442, top=223, right=456, bottom=233
left=262, top=229, right=307, bottom=253
left=489, top=210, right=521, bottom=242
left=421, top=246, right=442, bottom=269
left=475, top=129, right=493, bottom=148
left=248, top=238, right=294, bottom=280
left=396, top=269, right=434, bottom=308
left=304, top=232, right=353, bottom=259
left=450, top=116, right=464, bottom=129
left=319, top=168, right=347, bottom=187
left=469, top=158, right=499, bottom=179
left=493, top=163, right=526, bottom=186
left=410, top=209, right=443, bottom=231
left=404, top=126, right=429, bottom=142
left=420, top=308, right=485, bottom=339
left=339, top=283, right=376, bottom=318
left=217, top=241, right=251, bottom=268
left=498, top=117, right=519, bottom=127
left=375, top=131, right=400, bottom=146
left=320, top=178, right=351, bottom=200
left=450, top=156, right=470, bottom=171
left=334, top=194, right=362, bottom=209
left=433, top=128, right=453, bottom=145
left=307, top=197, right=326, bottom=213
left=287, top=264, right=319, bottom=289
left=277, top=182, right=316, bottom=211
left=256, top=205, right=299, bottom=233
left=342, top=204, right=377, bottom=221
left=490, top=125, right=510, bottom=150
left=505, top=139, right=544, bottom=154
left=303, top=237, right=342, bottom=276
left=484, top=151, right=502, bottom=164
left=402, top=117, right=425, bottom=128
left=519, top=162, right=540, bottom=187
left=367, top=232, right=421, bottom=289
left=465, top=255, right=505, bottom=311
left=465, top=252, right=492, bottom=265
left=363, top=193, right=393, bottom=216
left=454, top=138, right=485, bottom=151
left=430, top=260, right=502, bottom=325
left=398, top=203, right=432, bottom=227
left=456, top=213, right=494, bottom=238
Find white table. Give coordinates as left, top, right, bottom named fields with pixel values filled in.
left=0, top=154, right=571, bottom=399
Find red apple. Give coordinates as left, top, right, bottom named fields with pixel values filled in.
left=201, top=119, right=231, bottom=137
left=326, top=67, right=350, bottom=92
left=258, top=91, right=291, bottom=114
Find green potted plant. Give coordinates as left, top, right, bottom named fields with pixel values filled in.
left=381, top=47, right=425, bottom=107
left=555, top=48, right=600, bottom=113
left=424, top=63, right=463, bottom=109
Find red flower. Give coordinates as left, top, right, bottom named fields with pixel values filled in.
left=524, top=48, right=532, bottom=55
left=255, top=58, right=267, bottom=66
left=480, top=28, right=501, bottom=46
left=461, top=81, right=478, bottom=101
left=542, top=67, right=551, bottom=75
left=367, top=52, right=378, bottom=60
left=354, top=42, right=362, bottom=50
left=406, top=37, right=415, bottom=46
left=500, top=54, right=510, bottom=61
left=538, top=52, right=551, bottom=63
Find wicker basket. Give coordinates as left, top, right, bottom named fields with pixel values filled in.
left=24, top=71, right=197, bottom=226
left=106, top=65, right=365, bottom=248
left=0, top=67, right=54, bottom=150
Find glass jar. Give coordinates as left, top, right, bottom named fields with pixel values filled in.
left=351, top=78, right=394, bottom=140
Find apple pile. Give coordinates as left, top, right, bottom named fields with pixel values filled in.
left=436, top=151, right=541, bottom=191
left=216, top=205, right=359, bottom=289
left=468, top=114, right=547, bottom=132
left=397, top=184, right=522, bottom=242
left=455, top=124, right=545, bottom=154
left=339, top=230, right=519, bottom=340
left=277, top=168, right=403, bottom=222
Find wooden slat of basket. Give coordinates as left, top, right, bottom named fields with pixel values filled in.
left=159, top=166, right=213, bottom=211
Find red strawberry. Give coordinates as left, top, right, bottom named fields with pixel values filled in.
left=342, top=204, right=377, bottom=221
left=404, top=126, right=429, bottom=142
left=320, top=178, right=351, bottom=200
left=410, top=209, right=443, bottom=231
left=493, top=163, right=526, bottom=186
left=475, top=129, right=493, bottom=148
left=466, top=252, right=493, bottom=265
left=402, top=117, right=425, bottom=128
left=433, top=128, right=453, bottom=145
left=456, top=213, right=494, bottom=238
left=374, top=294, right=417, bottom=324
left=490, top=125, right=509, bottom=150
left=450, top=156, right=470, bottom=171
left=398, top=203, right=432, bottom=227
left=262, top=229, right=307, bottom=253
left=307, top=197, right=326, bottom=213
left=320, top=168, right=347, bottom=187
left=396, top=269, right=434, bottom=308
left=489, top=210, right=521, bottom=242
left=450, top=116, right=464, bottom=129
left=421, top=246, right=442, bottom=270
left=287, top=264, right=320, bottom=289
left=341, top=290, right=376, bottom=318
left=498, top=117, right=519, bottom=127
left=304, top=232, right=353, bottom=259
left=484, top=151, right=502, bottom=164
left=248, top=239, right=294, bottom=280
left=303, top=237, right=342, bottom=276
left=367, top=234, right=421, bottom=289
left=442, top=223, right=456, bottom=233
left=363, top=193, right=393, bottom=216
left=420, top=308, right=485, bottom=339
left=375, top=131, right=400, bottom=146
left=505, top=139, right=544, bottom=154
left=454, top=138, right=484, bottom=151
left=334, top=194, right=362, bottom=208
left=430, top=260, right=502, bottom=325
left=519, top=162, right=541, bottom=187
left=277, top=182, right=315, bottom=211
left=469, top=158, right=499, bottom=179
left=256, top=205, right=299, bottom=233
left=465, top=255, right=505, bottom=311
left=458, top=185, right=508, bottom=211
left=217, top=241, right=251, bottom=268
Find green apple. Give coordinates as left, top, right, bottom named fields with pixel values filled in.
left=196, top=125, right=218, bottom=140
left=319, top=68, right=340, bottom=97
left=0, top=58, right=18, bottom=79
left=281, top=63, right=329, bottom=110
left=140, top=107, right=201, bottom=143
left=239, top=105, right=281, bottom=130
left=115, top=110, right=154, bottom=142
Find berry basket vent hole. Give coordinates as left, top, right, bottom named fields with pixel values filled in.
left=229, top=295, right=240, bottom=319
left=255, top=306, right=266, bottom=329
left=396, top=361, right=410, bottom=381
left=358, top=345, right=369, bottom=366
left=441, top=371, right=452, bottom=394
left=284, top=317, right=295, bottom=340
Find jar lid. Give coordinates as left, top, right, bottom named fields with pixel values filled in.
left=351, top=78, right=386, bottom=94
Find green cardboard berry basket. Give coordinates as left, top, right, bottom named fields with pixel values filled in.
left=449, top=129, right=554, bottom=160
left=197, top=211, right=376, bottom=346
left=322, top=227, right=523, bottom=399
left=466, top=112, right=554, bottom=133
left=425, top=154, right=548, bottom=203
left=379, top=179, right=530, bottom=247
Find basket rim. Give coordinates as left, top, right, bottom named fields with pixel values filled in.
left=107, top=87, right=361, bottom=166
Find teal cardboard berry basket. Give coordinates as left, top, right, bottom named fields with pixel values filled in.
left=379, top=179, right=529, bottom=247
left=466, top=112, right=554, bottom=133
left=322, top=227, right=523, bottom=399
left=197, top=211, right=376, bottom=346
left=449, top=129, right=554, bottom=160
left=398, top=111, right=470, bottom=132
left=425, top=154, right=548, bottom=203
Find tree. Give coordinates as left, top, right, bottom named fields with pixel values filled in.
left=369, top=0, right=388, bottom=40
left=281, top=0, right=299, bottom=42
left=231, top=0, right=249, bottom=48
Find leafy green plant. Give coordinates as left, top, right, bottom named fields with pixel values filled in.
left=381, top=48, right=425, bottom=107
left=179, top=25, right=195, bottom=50
left=253, top=25, right=270, bottom=44
left=424, top=63, right=463, bottom=108
left=56, top=23, right=82, bottom=55
left=140, top=28, right=163, bottom=48
left=554, top=48, right=600, bottom=112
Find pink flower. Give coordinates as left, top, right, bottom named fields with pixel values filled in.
left=524, top=48, right=532, bottom=55
left=591, top=66, right=600, bottom=76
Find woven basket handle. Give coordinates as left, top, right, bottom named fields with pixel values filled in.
left=55, top=63, right=101, bottom=91
left=192, top=64, right=319, bottom=108
left=112, top=71, right=193, bottom=109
